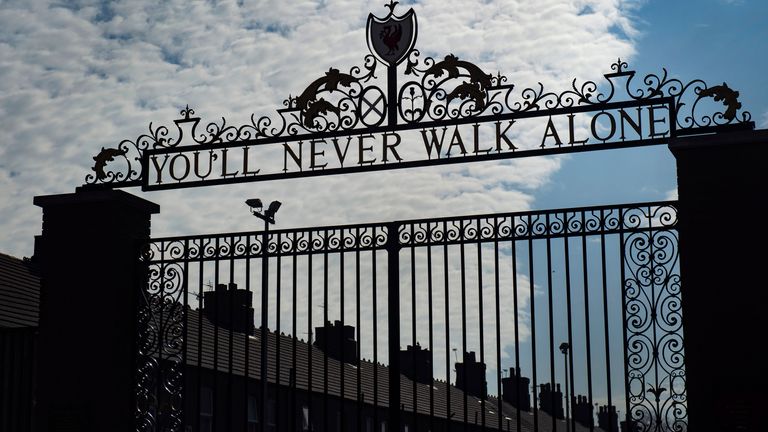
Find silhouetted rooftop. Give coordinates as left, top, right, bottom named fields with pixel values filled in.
left=0, top=252, right=39, bottom=328
left=184, top=308, right=604, bottom=432
left=0, top=253, right=606, bottom=431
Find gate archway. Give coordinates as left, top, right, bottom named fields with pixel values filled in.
left=72, top=3, right=753, bottom=432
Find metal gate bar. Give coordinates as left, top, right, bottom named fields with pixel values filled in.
left=137, top=201, right=683, bottom=432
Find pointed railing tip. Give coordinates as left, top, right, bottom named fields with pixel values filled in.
left=384, top=0, right=399, bottom=14
left=180, top=104, right=195, bottom=120
left=610, top=58, right=630, bottom=74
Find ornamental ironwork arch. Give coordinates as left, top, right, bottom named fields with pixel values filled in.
left=108, top=3, right=748, bottom=432
left=82, top=2, right=753, bottom=192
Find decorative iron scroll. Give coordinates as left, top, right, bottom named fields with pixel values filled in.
left=136, top=260, right=185, bottom=431
left=398, top=202, right=678, bottom=246
left=624, top=212, right=685, bottom=432
left=142, top=224, right=389, bottom=264
left=137, top=201, right=683, bottom=431
left=83, top=2, right=753, bottom=190
left=401, top=54, right=750, bottom=127
left=143, top=203, right=674, bottom=264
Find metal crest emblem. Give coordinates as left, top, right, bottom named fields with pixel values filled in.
left=366, top=3, right=417, bottom=67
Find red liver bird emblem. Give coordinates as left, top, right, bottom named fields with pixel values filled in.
left=379, top=24, right=403, bottom=55
left=367, top=2, right=417, bottom=66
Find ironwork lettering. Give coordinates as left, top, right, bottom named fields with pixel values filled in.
left=619, top=108, right=642, bottom=140
left=541, top=117, right=563, bottom=148
left=471, top=123, right=490, bottom=155
left=332, top=136, right=353, bottom=167
left=283, top=141, right=303, bottom=172
left=150, top=155, right=170, bottom=184
left=242, top=146, right=260, bottom=176
left=358, top=134, right=377, bottom=165
left=446, top=126, right=468, bottom=156
left=220, top=148, right=239, bottom=178
left=310, top=139, right=328, bottom=170
left=648, top=105, right=669, bottom=138
left=86, top=2, right=751, bottom=191
left=169, top=154, right=190, bottom=182
left=591, top=111, right=617, bottom=142
left=143, top=108, right=679, bottom=188
left=495, top=121, right=517, bottom=152
left=420, top=127, right=447, bottom=159
left=193, top=150, right=217, bottom=180
left=567, top=114, right=588, bottom=145
left=382, top=132, right=403, bottom=163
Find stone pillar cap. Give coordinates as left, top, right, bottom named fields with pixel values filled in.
left=34, top=189, right=159, bottom=214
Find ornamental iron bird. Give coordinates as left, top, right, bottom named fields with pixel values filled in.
left=423, top=54, right=493, bottom=89
left=699, top=82, right=742, bottom=121
left=92, top=147, right=127, bottom=180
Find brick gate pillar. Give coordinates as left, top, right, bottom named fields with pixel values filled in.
left=32, top=189, right=159, bottom=432
left=670, top=129, right=768, bottom=432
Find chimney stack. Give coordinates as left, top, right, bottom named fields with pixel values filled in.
left=314, top=320, right=358, bottom=365
left=399, top=344, right=433, bottom=384
left=538, top=383, right=564, bottom=419
left=202, top=283, right=254, bottom=333
left=501, top=367, right=531, bottom=411
left=571, top=395, right=593, bottom=427
left=455, top=351, right=487, bottom=398
left=598, top=404, right=619, bottom=432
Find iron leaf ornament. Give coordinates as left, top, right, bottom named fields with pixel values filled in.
left=83, top=3, right=753, bottom=189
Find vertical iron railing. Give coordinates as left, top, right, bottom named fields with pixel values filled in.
left=136, top=201, right=684, bottom=432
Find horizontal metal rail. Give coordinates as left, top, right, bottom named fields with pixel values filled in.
left=136, top=201, right=685, bottom=432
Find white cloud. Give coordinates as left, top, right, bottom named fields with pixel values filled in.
left=664, top=188, right=678, bottom=201
left=0, top=0, right=638, bottom=262
left=0, top=0, right=689, bottom=409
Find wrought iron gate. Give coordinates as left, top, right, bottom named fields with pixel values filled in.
left=136, top=200, right=683, bottom=432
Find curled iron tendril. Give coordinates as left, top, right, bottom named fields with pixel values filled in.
left=86, top=57, right=752, bottom=187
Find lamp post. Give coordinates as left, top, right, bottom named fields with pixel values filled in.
left=246, top=198, right=281, bottom=432
left=560, top=342, right=571, bottom=432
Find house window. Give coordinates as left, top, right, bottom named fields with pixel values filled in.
left=200, top=386, right=213, bottom=432
left=247, top=395, right=258, bottom=432
left=266, top=399, right=276, bottom=431
left=302, top=405, right=310, bottom=431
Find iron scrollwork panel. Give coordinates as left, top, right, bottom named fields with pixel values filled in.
left=624, top=228, right=686, bottom=432
left=136, top=259, right=186, bottom=432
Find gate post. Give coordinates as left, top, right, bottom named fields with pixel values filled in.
left=670, top=129, right=768, bottom=432
left=32, top=189, right=159, bottom=432
left=386, top=222, right=401, bottom=432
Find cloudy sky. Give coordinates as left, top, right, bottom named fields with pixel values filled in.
left=1, top=0, right=764, bottom=420
left=1, top=0, right=766, bottom=258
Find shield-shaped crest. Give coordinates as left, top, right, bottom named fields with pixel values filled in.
left=366, top=8, right=417, bottom=67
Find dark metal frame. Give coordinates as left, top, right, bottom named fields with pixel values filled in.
left=136, top=200, right=683, bottom=432
left=96, top=3, right=747, bottom=431
left=81, top=3, right=753, bottom=191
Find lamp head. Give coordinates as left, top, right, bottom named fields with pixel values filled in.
left=245, top=198, right=263, bottom=212
left=265, top=200, right=282, bottom=220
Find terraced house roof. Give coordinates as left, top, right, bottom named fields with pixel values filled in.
left=0, top=253, right=39, bottom=328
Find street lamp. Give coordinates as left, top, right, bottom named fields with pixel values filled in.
left=246, top=198, right=281, bottom=225
left=246, top=197, right=281, bottom=432
left=560, top=342, right=571, bottom=432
